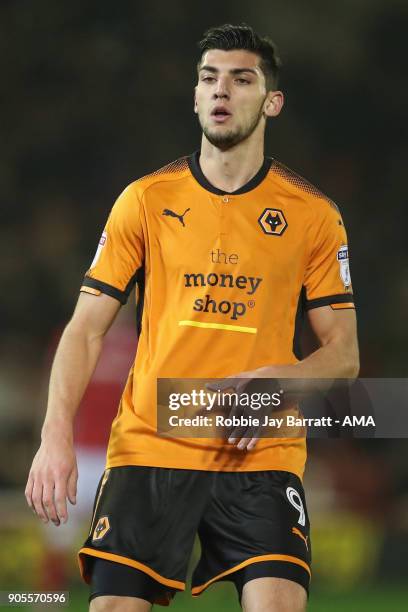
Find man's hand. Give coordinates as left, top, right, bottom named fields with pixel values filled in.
left=25, top=430, right=77, bottom=526
left=24, top=293, right=121, bottom=526
left=208, top=367, right=280, bottom=452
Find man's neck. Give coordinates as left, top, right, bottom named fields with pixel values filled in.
left=199, top=137, right=265, bottom=193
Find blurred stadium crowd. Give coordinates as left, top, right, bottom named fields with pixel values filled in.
left=1, top=0, right=407, bottom=606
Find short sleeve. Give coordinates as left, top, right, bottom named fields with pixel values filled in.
left=304, top=202, right=355, bottom=311
left=80, top=183, right=144, bottom=304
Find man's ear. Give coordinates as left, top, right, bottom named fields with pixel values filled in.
left=193, top=86, right=198, bottom=114
left=264, top=90, right=284, bottom=118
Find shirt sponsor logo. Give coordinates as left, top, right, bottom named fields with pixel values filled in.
left=337, top=245, right=351, bottom=288
left=184, top=272, right=263, bottom=320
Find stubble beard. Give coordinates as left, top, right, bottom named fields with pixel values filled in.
left=200, top=99, right=266, bottom=151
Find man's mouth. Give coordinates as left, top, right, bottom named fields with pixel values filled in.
left=211, top=106, right=232, bottom=123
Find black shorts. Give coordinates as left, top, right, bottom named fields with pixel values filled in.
left=78, top=467, right=311, bottom=606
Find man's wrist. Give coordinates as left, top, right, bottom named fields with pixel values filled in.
left=41, top=417, right=74, bottom=441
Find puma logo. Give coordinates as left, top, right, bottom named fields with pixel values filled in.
left=162, top=208, right=190, bottom=227
left=292, top=527, right=309, bottom=550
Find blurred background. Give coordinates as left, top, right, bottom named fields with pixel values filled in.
left=1, top=0, right=408, bottom=610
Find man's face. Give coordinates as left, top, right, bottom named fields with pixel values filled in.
left=195, top=49, right=271, bottom=150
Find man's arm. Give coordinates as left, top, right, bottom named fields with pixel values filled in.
left=25, top=292, right=121, bottom=525
left=267, top=306, right=359, bottom=380
left=226, top=307, right=359, bottom=450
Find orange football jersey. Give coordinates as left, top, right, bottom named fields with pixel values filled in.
left=80, top=153, right=354, bottom=479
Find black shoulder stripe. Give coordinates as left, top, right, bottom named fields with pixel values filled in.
left=134, top=267, right=145, bottom=336
left=137, top=157, right=189, bottom=181
left=292, top=286, right=307, bottom=360
left=270, top=159, right=340, bottom=212
left=305, top=294, right=354, bottom=310
left=124, top=270, right=139, bottom=298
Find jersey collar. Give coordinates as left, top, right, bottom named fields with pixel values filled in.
left=188, top=151, right=272, bottom=195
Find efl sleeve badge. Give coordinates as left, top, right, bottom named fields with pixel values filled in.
left=337, top=245, right=351, bottom=289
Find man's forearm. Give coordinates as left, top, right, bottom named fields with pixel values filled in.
left=42, top=323, right=104, bottom=438
left=279, top=339, right=358, bottom=379
left=254, top=337, right=359, bottom=397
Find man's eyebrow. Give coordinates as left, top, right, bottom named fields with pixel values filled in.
left=230, top=68, right=258, bottom=76
left=199, top=65, right=218, bottom=73
left=199, top=65, right=258, bottom=76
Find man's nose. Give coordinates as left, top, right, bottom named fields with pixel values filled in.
left=213, top=77, right=230, bottom=99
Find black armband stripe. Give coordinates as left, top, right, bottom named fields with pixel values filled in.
left=305, top=293, right=354, bottom=310
left=81, top=277, right=128, bottom=305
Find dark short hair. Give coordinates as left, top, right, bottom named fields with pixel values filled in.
left=197, top=23, right=281, bottom=89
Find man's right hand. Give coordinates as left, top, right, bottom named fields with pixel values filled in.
left=24, top=293, right=120, bottom=526
left=25, top=431, right=78, bottom=526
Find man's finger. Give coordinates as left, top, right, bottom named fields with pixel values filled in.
left=25, top=474, right=34, bottom=511
left=31, top=481, right=48, bottom=523
left=236, top=424, right=263, bottom=450
left=237, top=437, right=252, bottom=450
left=228, top=425, right=248, bottom=443
left=247, top=437, right=260, bottom=451
left=42, top=481, right=60, bottom=525
left=228, top=405, right=263, bottom=444
left=67, top=465, right=78, bottom=506
left=227, top=400, right=246, bottom=443
left=54, top=479, right=69, bottom=524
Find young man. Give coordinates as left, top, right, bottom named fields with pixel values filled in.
left=25, top=24, right=359, bottom=612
